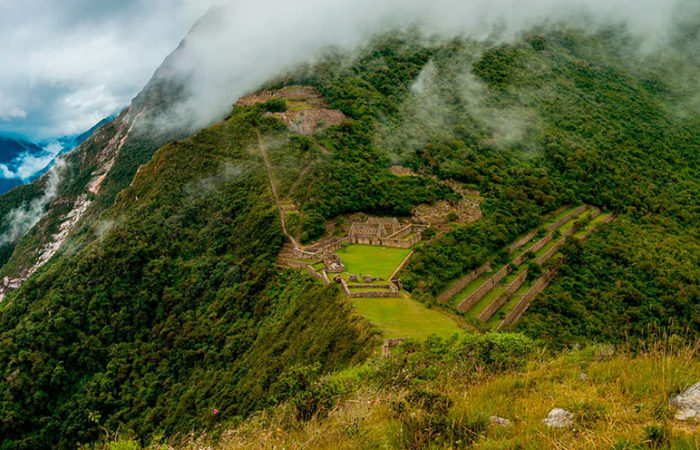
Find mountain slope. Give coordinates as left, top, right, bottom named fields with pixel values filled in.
left=0, top=19, right=698, bottom=450
left=0, top=136, right=49, bottom=194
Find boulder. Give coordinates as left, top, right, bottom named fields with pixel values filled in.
left=489, top=415, right=512, bottom=427
left=670, top=382, right=700, bottom=421
left=362, top=274, right=373, bottom=283
left=543, top=408, right=574, bottom=428
left=348, top=274, right=359, bottom=283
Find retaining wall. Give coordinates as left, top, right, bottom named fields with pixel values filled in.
left=546, top=205, right=587, bottom=231
left=477, top=269, right=528, bottom=321
left=512, top=233, right=553, bottom=266
left=496, top=259, right=563, bottom=330
left=436, top=262, right=492, bottom=303
left=579, top=213, right=615, bottom=243
left=340, top=278, right=400, bottom=298
left=458, top=264, right=512, bottom=312
left=508, top=230, right=538, bottom=252
left=389, top=250, right=415, bottom=282
left=347, top=234, right=421, bottom=249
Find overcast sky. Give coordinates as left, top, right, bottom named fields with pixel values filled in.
left=0, top=0, right=692, bottom=142
left=0, top=0, right=210, bottom=140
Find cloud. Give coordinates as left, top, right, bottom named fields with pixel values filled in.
left=156, top=0, right=690, bottom=135
left=0, top=0, right=212, bottom=140
left=0, top=158, right=65, bottom=245
left=1, top=0, right=694, bottom=142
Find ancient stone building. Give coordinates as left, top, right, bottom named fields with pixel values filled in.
left=347, top=217, right=424, bottom=248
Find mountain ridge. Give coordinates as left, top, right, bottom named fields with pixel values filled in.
left=0, top=17, right=697, bottom=449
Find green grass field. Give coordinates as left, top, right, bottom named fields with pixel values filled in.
left=335, top=244, right=411, bottom=280
left=350, top=295, right=464, bottom=339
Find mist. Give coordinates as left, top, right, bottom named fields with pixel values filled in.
left=0, top=158, right=65, bottom=246
left=153, top=0, right=694, bottom=134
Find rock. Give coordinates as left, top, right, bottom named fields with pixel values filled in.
left=670, top=382, right=700, bottom=421
left=579, top=373, right=588, bottom=381
left=348, top=274, right=359, bottom=283
left=543, top=408, right=574, bottom=428
left=362, top=274, right=373, bottom=283
left=489, top=415, right=512, bottom=427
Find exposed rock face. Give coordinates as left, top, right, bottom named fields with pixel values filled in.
left=489, top=415, right=513, bottom=427
left=670, top=382, right=700, bottom=421
left=237, top=86, right=346, bottom=136
left=543, top=408, right=574, bottom=428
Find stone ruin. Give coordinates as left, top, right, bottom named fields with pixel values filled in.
left=347, top=217, right=424, bottom=248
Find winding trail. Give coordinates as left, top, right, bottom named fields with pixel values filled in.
left=255, top=128, right=302, bottom=250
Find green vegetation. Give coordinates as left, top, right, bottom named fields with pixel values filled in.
left=0, top=108, right=376, bottom=449
left=107, top=337, right=699, bottom=449
left=518, top=215, right=700, bottom=346
left=349, top=295, right=463, bottom=340
left=335, top=244, right=410, bottom=279
left=0, top=18, right=698, bottom=450
left=394, top=27, right=698, bottom=344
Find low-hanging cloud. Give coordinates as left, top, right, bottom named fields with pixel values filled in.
left=156, top=0, right=694, bottom=135
left=0, top=158, right=65, bottom=246
left=1, top=0, right=696, bottom=142
left=0, top=0, right=212, bottom=140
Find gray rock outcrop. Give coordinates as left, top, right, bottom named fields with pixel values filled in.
left=489, top=415, right=512, bottom=427
left=670, top=382, right=700, bottom=421
left=543, top=408, right=574, bottom=428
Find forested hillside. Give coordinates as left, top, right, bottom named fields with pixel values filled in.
left=0, top=18, right=698, bottom=449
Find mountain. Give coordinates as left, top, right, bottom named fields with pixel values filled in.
left=0, top=136, right=50, bottom=193
left=0, top=13, right=698, bottom=450
left=0, top=118, right=115, bottom=196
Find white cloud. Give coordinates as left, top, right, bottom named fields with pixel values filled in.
left=0, top=0, right=693, bottom=141
left=0, top=0, right=212, bottom=139
left=158, top=0, right=689, bottom=135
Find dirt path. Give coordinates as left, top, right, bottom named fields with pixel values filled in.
left=255, top=128, right=302, bottom=250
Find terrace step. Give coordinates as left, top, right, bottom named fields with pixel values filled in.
left=456, top=206, right=593, bottom=313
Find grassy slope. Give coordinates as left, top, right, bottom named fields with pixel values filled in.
left=350, top=294, right=463, bottom=340
left=153, top=338, right=700, bottom=449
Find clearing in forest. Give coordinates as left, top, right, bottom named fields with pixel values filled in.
left=350, top=293, right=464, bottom=340
left=335, top=244, right=411, bottom=280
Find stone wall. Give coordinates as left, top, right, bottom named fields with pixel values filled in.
left=307, top=266, right=331, bottom=285
left=347, top=233, right=421, bottom=249
left=386, top=225, right=413, bottom=240
left=347, top=290, right=401, bottom=298
left=367, top=216, right=400, bottom=232
left=508, top=230, right=538, bottom=252
left=477, top=269, right=528, bottom=322
left=512, top=233, right=553, bottom=265
left=306, top=236, right=347, bottom=254
left=437, top=262, right=492, bottom=303
left=339, top=278, right=400, bottom=298
left=382, top=233, right=422, bottom=248
left=496, top=259, right=564, bottom=331
left=349, top=223, right=385, bottom=237
left=458, top=264, right=512, bottom=312
left=389, top=250, right=415, bottom=282
left=546, top=205, right=587, bottom=231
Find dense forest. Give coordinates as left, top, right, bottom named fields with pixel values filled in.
left=0, top=20, right=698, bottom=449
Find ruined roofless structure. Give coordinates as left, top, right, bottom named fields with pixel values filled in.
left=348, top=217, right=423, bottom=248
